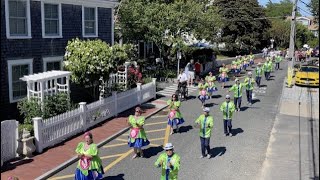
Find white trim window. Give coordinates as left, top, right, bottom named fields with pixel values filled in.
left=43, top=56, right=63, bottom=71
left=41, top=2, right=62, bottom=38
left=82, top=6, right=98, bottom=37
left=5, top=0, right=32, bottom=39
left=7, top=59, right=33, bottom=103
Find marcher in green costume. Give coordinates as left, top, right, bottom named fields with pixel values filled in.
left=167, top=94, right=185, bottom=135
left=155, top=143, right=180, bottom=180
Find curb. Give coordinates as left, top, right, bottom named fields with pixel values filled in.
left=36, top=102, right=168, bottom=180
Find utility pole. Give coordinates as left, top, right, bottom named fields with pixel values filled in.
left=288, top=0, right=298, bottom=67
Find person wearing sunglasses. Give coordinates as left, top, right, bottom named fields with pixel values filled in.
left=220, top=95, right=236, bottom=136
left=127, top=106, right=150, bottom=159
left=167, top=94, right=185, bottom=135
left=154, top=143, right=180, bottom=180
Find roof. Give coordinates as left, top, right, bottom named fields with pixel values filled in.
left=20, top=70, right=72, bottom=82
left=33, top=0, right=119, bottom=8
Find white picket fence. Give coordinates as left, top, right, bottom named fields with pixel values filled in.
left=33, top=79, right=157, bottom=153
left=1, top=120, right=19, bottom=166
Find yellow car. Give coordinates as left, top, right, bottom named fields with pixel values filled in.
left=295, top=65, right=319, bottom=87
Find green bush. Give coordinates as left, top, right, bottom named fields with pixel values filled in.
left=18, top=123, right=34, bottom=136
left=17, top=98, right=42, bottom=124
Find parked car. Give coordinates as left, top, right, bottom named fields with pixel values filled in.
left=312, top=46, right=319, bottom=57
left=295, top=65, right=319, bottom=87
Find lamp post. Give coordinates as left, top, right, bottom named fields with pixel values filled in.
left=177, top=50, right=182, bottom=77
left=270, top=39, right=275, bottom=49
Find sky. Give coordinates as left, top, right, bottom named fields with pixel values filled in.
left=258, top=0, right=312, bottom=17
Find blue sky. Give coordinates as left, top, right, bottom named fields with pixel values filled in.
left=258, top=0, right=312, bottom=16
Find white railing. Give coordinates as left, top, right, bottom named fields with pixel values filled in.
left=33, top=79, right=157, bottom=153
left=1, top=120, right=19, bottom=166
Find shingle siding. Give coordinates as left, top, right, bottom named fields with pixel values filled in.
left=0, top=0, right=113, bottom=121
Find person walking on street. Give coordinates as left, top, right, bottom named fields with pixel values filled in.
left=195, top=60, right=201, bottom=82
left=198, top=78, right=209, bottom=108
left=167, top=94, right=185, bottom=135
left=127, top=106, right=150, bottom=159
left=155, top=143, right=180, bottom=180
left=186, top=59, right=195, bottom=86
left=255, top=63, right=263, bottom=88
left=275, top=54, right=282, bottom=70
left=228, top=78, right=244, bottom=111
left=244, top=72, right=255, bottom=106
left=219, top=63, right=229, bottom=89
left=263, top=58, right=272, bottom=80
left=220, top=95, right=236, bottom=136
left=177, top=69, right=188, bottom=99
left=205, top=71, right=217, bottom=99
left=194, top=107, right=214, bottom=158
left=249, top=53, right=255, bottom=67
left=75, top=132, right=104, bottom=180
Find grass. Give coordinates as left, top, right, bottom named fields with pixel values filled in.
left=217, top=54, right=234, bottom=60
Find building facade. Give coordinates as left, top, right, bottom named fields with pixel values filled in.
left=0, top=0, right=118, bottom=121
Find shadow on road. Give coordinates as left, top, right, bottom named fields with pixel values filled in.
left=211, top=95, right=222, bottom=99
left=252, top=99, right=261, bottom=104
left=143, top=146, right=164, bottom=158
left=211, top=147, right=226, bottom=158
left=259, top=84, right=267, bottom=87
left=232, top=128, right=244, bottom=136
left=267, top=78, right=275, bottom=81
left=187, top=95, right=197, bottom=100
left=1, top=158, right=34, bottom=172
left=223, top=85, right=233, bottom=89
left=102, top=173, right=125, bottom=180
left=178, top=125, right=193, bottom=134
left=205, top=103, right=218, bottom=107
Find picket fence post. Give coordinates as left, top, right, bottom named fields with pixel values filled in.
left=152, top=78, right=157, bottom=98
left=33, top=117, right=43, bottom=153
left=113, top=91, right=118, bottom=116
left=79, top=102, right=88, bottom=131
left=136, top=83, right=142, bottom=105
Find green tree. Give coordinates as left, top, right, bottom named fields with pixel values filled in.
left=265, top=0, right=300, bottom=18
left=64, top=38, right=134, bottom=100
left=267, top=19, right=291, bottom=48
left=309, top=0, right=319, bottom=23
left=214, top=0, right=271, bottom=54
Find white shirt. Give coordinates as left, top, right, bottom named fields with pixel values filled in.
left=178, top=73, right=188, bottom=82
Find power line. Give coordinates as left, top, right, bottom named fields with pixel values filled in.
left=298, top=6, right=313, bottom=16
left=299, top=0, right=312, bottom=8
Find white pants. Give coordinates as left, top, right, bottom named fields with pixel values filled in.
left=188, top=71, right=195, bottom=80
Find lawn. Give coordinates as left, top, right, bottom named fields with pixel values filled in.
left=217, top=54, right=234, bottom=60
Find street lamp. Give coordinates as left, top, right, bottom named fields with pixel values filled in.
left=177, top=50, right=182, bottom=77
left=270, top=39, right=275, bottom=49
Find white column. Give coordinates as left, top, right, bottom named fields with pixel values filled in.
left=79, top=102, right=87, bottom=130
left=112, top=91, right=118, bottom=116
left=27, top=81, right=31, bottom=100
left=137, top=83, right=142, bottom=105
left=33, top=117, right=43, bottom=153
left=66, top=75, right=70, bottom=98
left=40, top=81, right=45, bottom=110
left=152, top=78, right=157, bottom=99
left=54, top=78, right=58, bottom=93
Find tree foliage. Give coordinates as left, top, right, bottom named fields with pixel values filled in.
left=265, top=0, right=300, bottom=18
left=309, top=0, right=319, bottom=23
left=213, top=0, right=271, bottom=53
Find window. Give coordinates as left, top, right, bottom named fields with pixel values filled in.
left=43, top=56, right=63, bottom=71
left=42, top=2, right=62, bottom=38
left=5, top=0, right=31, bottom=39
left=82, top=6, right=98, bottom=37
left=7, top=59, right=33, bottom=103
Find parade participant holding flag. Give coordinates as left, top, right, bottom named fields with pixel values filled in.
left=275, top=54, right=283, bottom=70
left=244, top=72, right=255, bottom=106
left=205, top=71, right=217, bottom=98
left=255, top=63, right=263, bottom=88
left=155, top=143, right=180, bottom=180
left=249, top=53, right=255, bottom=67
left=220, top=95, right=236, bottom=136
left=167, top=94, right=185, bottom=135
left=127, top=106, right=150, bottom=159
left=75, top=132, right=104, bottom=180
left=198, top=78, right=209, bottom=108
left=228, top=78, right=245, bottom=111
left=219, top=63, right=229, bottom=89
left=194, top=107, right=214, bottom=158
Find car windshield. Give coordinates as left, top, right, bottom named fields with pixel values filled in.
left=300, top=66, right=319, bottom=72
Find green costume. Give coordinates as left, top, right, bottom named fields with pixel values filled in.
left=195, top=114, right=214, bottom=138
left=167, top=100, right=183, bottom=120
left=229, top=83, right=245, bottom=98
left=255, top=67, right=263, bottom=77
left=205, top=75, right=216, bottom=83
left=275, top=56, right=282, bottom=63
left=244, top=77, right=255, bottom=90
left=155, top=153, right=181, bottom=180
left=220, top=101, right=236, bottom=120
left=128, top=115, right=148, bottom=143
left=198, top=83, right=208, bottom=95
left=219, top=67, right=229, bottom=77
left=249, top=54, right=255, bottom=60
left=263, top=61, right=272, bottom=72
left=75, top=142, right=103, bottom=176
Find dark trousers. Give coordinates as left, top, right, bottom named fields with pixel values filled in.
left=275, top=63, right=280, bottom=70
left=255, top=76, right=261, bottom=87
left=200, top=137, right=211, bottom=156
left=223, top=119, right=232, bottom=134
left=265, top=72, right=270, bottom=80
left=234, top=97, right=242, bottom=110
left=246, top=90, right=252, bottom=103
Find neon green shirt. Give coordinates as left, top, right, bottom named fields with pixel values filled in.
left=128, top=115, right=148, bottom=142
left=244, top=77, right=255, bottom=90
left=155, top=153, right=180, bottom=180
left=195, top=114, right=214, bottom=138
left=220, top=101, right=236, bottom=119
left=229, top=83, right=245, bottom=98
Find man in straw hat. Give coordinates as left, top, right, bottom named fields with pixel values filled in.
left=255, top=62, right=263, bottom=88
left=220, top=95, right=236, bottom=136
left=155, top=143, right=180, bottom=180
left=194, top=107, right=214, bottom=158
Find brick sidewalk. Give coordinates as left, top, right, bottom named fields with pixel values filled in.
left=1, top=99, right=167, bottom=180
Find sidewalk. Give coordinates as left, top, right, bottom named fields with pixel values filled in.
left=259, top=78, right=319, bottom=179
left=1, top=99, right=168, bottom=180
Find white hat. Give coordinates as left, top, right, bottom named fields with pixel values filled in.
left=248, top=72, right=252, bottom=75
left=226, top=95, right=231, bottom=99
left=164, top=143, right=174, bottom=150
left=203, top=107, right=210, bottom=112
left=258, top=62, right=262, bottom=66
left=235, top=78, right=239, bottom=82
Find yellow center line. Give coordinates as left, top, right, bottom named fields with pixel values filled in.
left=163, top=125, right=171, bottom=146
left=149, top=137, right=165, bottom=141
left=100, top=153, right=125, bottom=160
left=145, top=128, right=166, bottom=133
left=150, top=115, right=168, bottom=118
left=116, top=138, right=128, bottom=142
left=144, top=121, right=168, bottom=126
left=103, top=143, right=127, bottom=148
left=103, top=149, right=134, bottom=172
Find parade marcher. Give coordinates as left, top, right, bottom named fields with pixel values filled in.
left=177, top=69, right=188, bottom=99
left=263, top=58, right=272, bottom=80
left=195, top=60, right=201, bottom=81
left=244, top=72, right=255, bottom=106
left=75, top=132, right=104, bottom=180
left=220, top=95, right=236, bottom=136
left=235, top=58, right=242, bottom=77
left=228, top=78, right=244, bottom=111
left=275, top=54, right=283, bottom=70
left=219, top=63, right=229, bottom=89
left=205, top=72, right=217, bottom=98
left=127, top=106, right=150, bottom=159
left=186, top=59, right=195, bottom=86
left=155, top=143, right=180, bottom=180
left=262, top=47, right=268, bottom=58
left=255, top=63, right=263, bottom=88
left=198, top=78, right=209, bottom=108
left=167, top=94, right=185, bottom=135
left=249, top=53, right=255, bottom=67
left=194, top=107, right=214, bottom=158
left=242, top=55, right=249, bottom=71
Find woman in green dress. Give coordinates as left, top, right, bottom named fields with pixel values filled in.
left=167, top=94, right=185, bottom=135
left=127, top=106, right=150, bottom=159
left=205, top=71, right=217, bottom=98
left=75, top=132, right=104, bottom=180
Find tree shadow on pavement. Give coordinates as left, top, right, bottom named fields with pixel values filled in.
left=210, top=147, right=226, bottom=158
left=178, top=125, right=193, bottom=134
left=102, top=173, right=125, bottom=180
left=143, top=146, right=163, bottom=158
left=204, top=103, right=219, bottom=107
left=232, top=128, right=244, bottom=136
left=1, top=158, right=34, bottom=172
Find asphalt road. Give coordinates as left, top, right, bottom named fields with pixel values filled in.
left=49, top=61, right=288, bottom=180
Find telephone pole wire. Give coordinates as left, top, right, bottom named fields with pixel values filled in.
left=288, top=0, right=298, bottom=68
